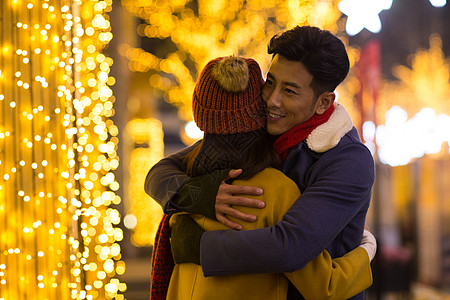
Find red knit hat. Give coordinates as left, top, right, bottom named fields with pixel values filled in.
left=192, top=56, right=266, bottom=134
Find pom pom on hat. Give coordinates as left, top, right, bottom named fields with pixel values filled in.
left=211, top=56, right=249, bottom=93
left=192, top=56, right=266, bottom=134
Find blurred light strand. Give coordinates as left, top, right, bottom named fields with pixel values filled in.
left=0, top=1, right=124, bottom=299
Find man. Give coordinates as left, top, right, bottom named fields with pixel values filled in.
left=145, top=26, right=375, bottom=300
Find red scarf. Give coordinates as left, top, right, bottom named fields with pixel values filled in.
left=150, top=214, right=174, bottom=300
left=273, top=104, right=335, bottom=162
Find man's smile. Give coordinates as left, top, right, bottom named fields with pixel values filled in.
left=267, top=111, right=285, bottom=120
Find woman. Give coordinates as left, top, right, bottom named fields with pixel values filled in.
left=157, top=56, right=375, bottom=300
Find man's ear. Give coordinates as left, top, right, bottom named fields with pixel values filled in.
left=314, top=92, right=335, bottom=115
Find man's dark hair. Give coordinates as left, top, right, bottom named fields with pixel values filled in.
left=268, top=25, right=350, bottom=98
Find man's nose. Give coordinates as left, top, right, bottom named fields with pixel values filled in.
left=264, top=88, right=282, bottom=108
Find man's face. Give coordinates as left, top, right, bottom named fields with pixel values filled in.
left=262, top=55, right=319, bottom=136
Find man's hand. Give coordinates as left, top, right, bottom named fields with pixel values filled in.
left=215, top=169, right=265, bottom=230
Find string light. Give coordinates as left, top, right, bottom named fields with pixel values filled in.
left=0, top=1, right=123, bottom=299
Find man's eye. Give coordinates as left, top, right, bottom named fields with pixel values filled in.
left=285, top=88, right=296, bottom=94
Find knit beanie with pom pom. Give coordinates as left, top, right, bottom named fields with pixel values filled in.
left=192, top=56, right=266, bottom=134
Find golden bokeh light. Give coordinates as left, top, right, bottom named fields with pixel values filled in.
left=381, top=34, right=450, bottom=121
left=125, top=118, right=164, bottom=247
left=0, top=1, right=123, bottom=299
left=121, top=0, right=343, bottom=121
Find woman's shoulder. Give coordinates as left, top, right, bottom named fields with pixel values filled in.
left=252, top=167, right=288, bottom=179
left=233, top=168, right=300, bottom=223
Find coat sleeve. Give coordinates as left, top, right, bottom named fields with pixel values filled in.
left=144, top=141, right=199, bottom=214
left=200, top=143, right=375, bottom=276
left=285, top=247, right=372, bottom=300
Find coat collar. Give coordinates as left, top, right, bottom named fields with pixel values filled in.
left=305, top=102, right=353, bottom=153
